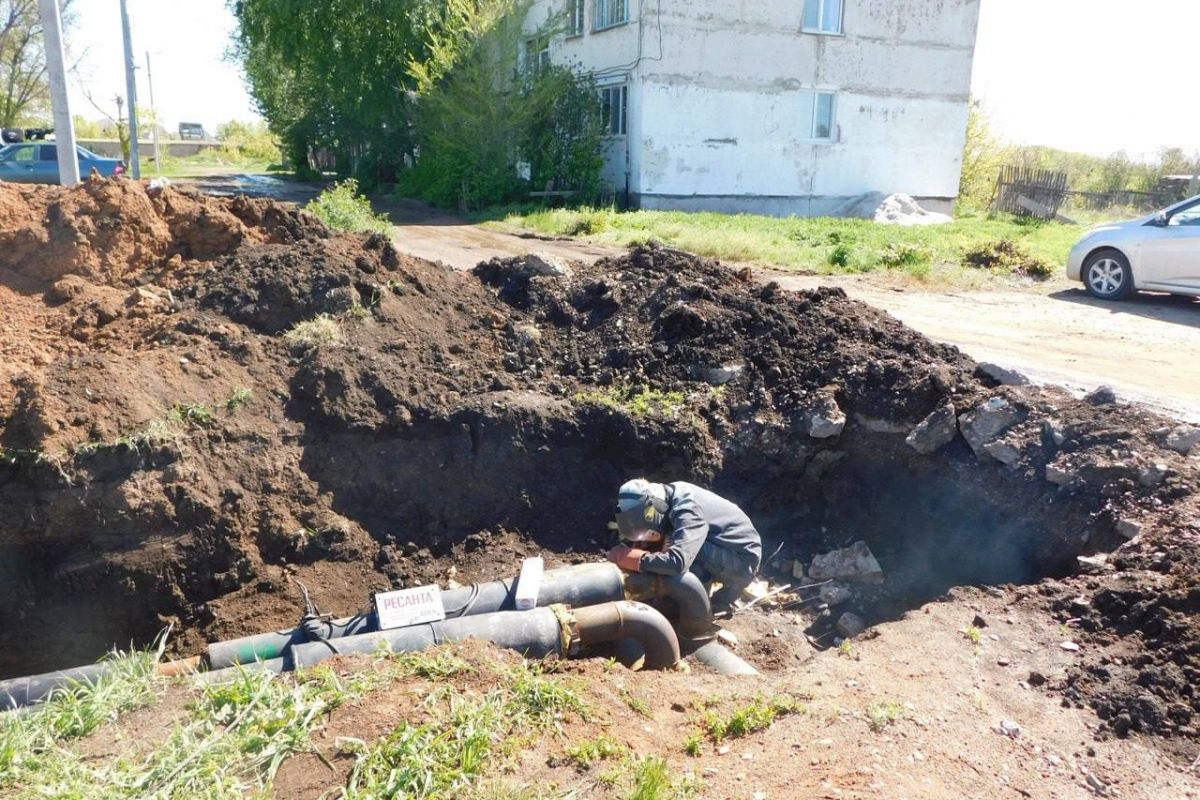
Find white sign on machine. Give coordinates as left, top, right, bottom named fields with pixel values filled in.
left=374, top=584, right=446, bottom=630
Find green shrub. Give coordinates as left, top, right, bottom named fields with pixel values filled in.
left=963, top=239, right=1054, bottom=279
left=879, top=242, right=933, bottom=268
left=306, top=179, right=392, bottom=234
left=827, top=243, right=852, bottom=267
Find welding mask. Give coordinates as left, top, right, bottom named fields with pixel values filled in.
left=614, top=480, right=669, bottom=545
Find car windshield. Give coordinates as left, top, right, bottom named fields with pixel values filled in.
left=75, top=145, right=99, bottom=159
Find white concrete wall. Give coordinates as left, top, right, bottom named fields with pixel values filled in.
left=528, top=0, right=981, bottom=215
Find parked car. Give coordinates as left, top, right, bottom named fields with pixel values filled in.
left=0, top=142, right=125, bottom=184
left=1067, top=195, right=1200, bottom=300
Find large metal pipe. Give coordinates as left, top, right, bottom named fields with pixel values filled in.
left=691, top=641, right=759, bottom=676
left=622, top=572, right=714, bottom=640
left=207, top=562, right=626, bottom=669
left=0, top=663, right=113, bottom=710
left=289, top=606, right=568, bottom=669
left=573, top=601, right=681, bottom=670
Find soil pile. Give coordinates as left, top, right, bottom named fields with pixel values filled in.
left=0, top=180, right=1197, bottom=762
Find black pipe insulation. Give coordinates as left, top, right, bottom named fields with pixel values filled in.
left=206, top=562, right=627, bottom=670
left=621, top=572, right=714, bottom=640
left=0, top=663, right=113, bottom=710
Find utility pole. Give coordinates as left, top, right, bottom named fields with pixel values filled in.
left=37, top=0, right=80, bottom=186
left=119, top=0, right=140, bottom=178
left=146, top=50, right=161, bottom=175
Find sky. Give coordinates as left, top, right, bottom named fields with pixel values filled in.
left=60, top=0, right=1200, bottom=158
left=65, top=0, right=258, bottom=136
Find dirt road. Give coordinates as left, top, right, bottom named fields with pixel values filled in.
left=382, top=200, right=1200, bottom=421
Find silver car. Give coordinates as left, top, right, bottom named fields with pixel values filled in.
left=1066, top=195, right=1200, bottom=300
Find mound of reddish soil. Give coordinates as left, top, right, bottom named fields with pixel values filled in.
left=0, top=180, right=1197, bottom=763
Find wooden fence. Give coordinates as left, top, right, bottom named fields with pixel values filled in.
left=992, top=165, right=1069, bottom=220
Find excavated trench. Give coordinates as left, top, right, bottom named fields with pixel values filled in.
left=0, top=182, right=1191, bottom=698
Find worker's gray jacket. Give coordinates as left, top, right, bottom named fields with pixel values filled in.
left=638, top=482, right=762, bottom=577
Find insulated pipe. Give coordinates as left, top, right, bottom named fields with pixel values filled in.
left=691, top=641, right=759, bottom=676
left=622, top=572, right=714, bottom=640
left=207, top=562, right=626, bottom=670
left=0, top=663, right=113, bottom=710
left=289, top=606, right=569, bottom=670
left=572, top=601, right=681, bottom=670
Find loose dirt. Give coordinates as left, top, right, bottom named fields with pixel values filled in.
left=1, top=179, right=1199, bottom=784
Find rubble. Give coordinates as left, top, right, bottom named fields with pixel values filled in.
left=905, top=400, right=958, bottom=454
left=977, top=362, right=1030, bottom=386
left=1084, top=385, right=1117, bottom=406
left=818, top=583, right=852, bottom=607
left=958, top=397, right=1021, bottom=457
left=1165, top=425, right=1200, bottom=455
left=522, top=251, right=573, bottom=278
left=808, top=541, right=884, bottom=584
left=982, top=439, right=1022, bottom=467
left=835, top=612, right=867, bottom=639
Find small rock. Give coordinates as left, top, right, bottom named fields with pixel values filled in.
left=1069, top=597, right=1092, bottom=615
left=809, top=541, right=884, bottom=584
left=792, top=560, right=806, bottom=580
left=1115, top=518, right=1141, bottom=540
left=1044, top=418, right=1067, bottom=447
left=691, top=363, right=744, bottom=386
left=972, top=614, right=988, bottom=628
left=995, top=719, right=1022, bottom=738
left=958, top=397, right=1022, bottom=457
left=997, top=658, right=1010, bottom=667
left=1165, top=425, right=1200, bottom=455
left=982, top=439, right=1022, bottom=467
left=1086, top=772, right=1109, bottom=796
left=905, top=400, right=958, bottom=454
left=1027, top=671, right=1047, bottom=687
left=835, top=612, right=867, bottom=639
left=977, top=362, right=1030, bottom=386
left=819, top=583, right=852, bottom=606
left=1045, top=461, right=1075, bottom=486
left=1084, top=385, right=1117, bottom=405
left=512, top=323, right=542, bottom=344
left=1060, top=641, right=1081, bottom=652
left=1076, top=555, right=1112, bottom=575
left=805, top=393, right=846, bottom=439
left=717, top=745, right=731, bottom=756
left=717, top=629, right=739, bottom=648
left=523, top=252, right=572, bottom=277
left=1137, top=463, right=1170, bottom=488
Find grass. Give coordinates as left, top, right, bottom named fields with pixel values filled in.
left=138, top=150, right=280, bottom=179
left=700, top=695, right=803, bottom=743
left=621, top=690, right=653, bottom=718
left=225, top=387, right=252, bottom=412
left=624, top=756, right=702, bottom=800
left=865, top=700, right=906, bottom=732
left=563, top=734, right=627, bottom=769
left=962, top=625, right=983, bottom=645
left=283, top=314, right=344, bottom=350
left=573, top=386, right=689, bottom=419
left=342, top=661, right=588, bottom=799
left=489, top=206, right=1085, bottom=286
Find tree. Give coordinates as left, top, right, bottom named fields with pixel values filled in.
left=957, top=99, right=1008, bottom=210
left=0, top=0, right=75, bottom=127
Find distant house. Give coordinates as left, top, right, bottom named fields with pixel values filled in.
left=522, top=0, right=981, bottom=216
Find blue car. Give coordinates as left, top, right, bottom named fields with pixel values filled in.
left=0, top=142, right=126, bottom=183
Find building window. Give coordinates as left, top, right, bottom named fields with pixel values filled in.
left=525, top=38, right=550, bottom=73
left=799, top=90, right=836, bottom=141
left=803, top=0, right=844, bottom=34
left=594, top=0, right=628, bottom=31
left=567, top=0, right=585, bottom=36
left=599, top=84, right=628, bottom=136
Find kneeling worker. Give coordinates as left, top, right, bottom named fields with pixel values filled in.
left=608, top=479, right=762, bottom=613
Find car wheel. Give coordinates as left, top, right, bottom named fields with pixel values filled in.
left=1083, top=250, right=1134, bottom=300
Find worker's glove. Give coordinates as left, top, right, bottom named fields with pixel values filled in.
left=607, top=544, right=647, bottom=573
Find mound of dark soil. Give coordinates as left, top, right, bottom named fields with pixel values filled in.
left=0, top=183, right=1196, bottom=764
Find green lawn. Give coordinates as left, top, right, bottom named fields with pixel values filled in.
left=136, top=150, right=280, bottom=179
left=487, top=206, right=1088, bottom=287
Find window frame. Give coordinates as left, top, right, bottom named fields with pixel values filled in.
left=525, top=37, right=551, bottom=73
left=567, top=0, right=585, bottom=37
left=593, top=0, right=628, bottom=32
left=599, top=83, right=628, bottom=137
left=801, top=90, right=837, bottom=143
left=802, top=0, right=845, bottom=36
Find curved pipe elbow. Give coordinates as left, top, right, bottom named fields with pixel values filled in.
left=573, top=601, right=681, bottom=670
left=623, top=571, right=713, bottom=640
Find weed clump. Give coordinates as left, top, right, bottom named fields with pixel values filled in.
left=700, top=695, right=802, bottom=743
left=284, top=314, right=344, bottom=350
left=306, top=179, right=392, bottom=234
left=866, top=699, right=906, bottom=732
left=963, top=239, right=1055, bottom=279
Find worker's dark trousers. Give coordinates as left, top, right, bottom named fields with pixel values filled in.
left=691, top=540, right=760, bottom=608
